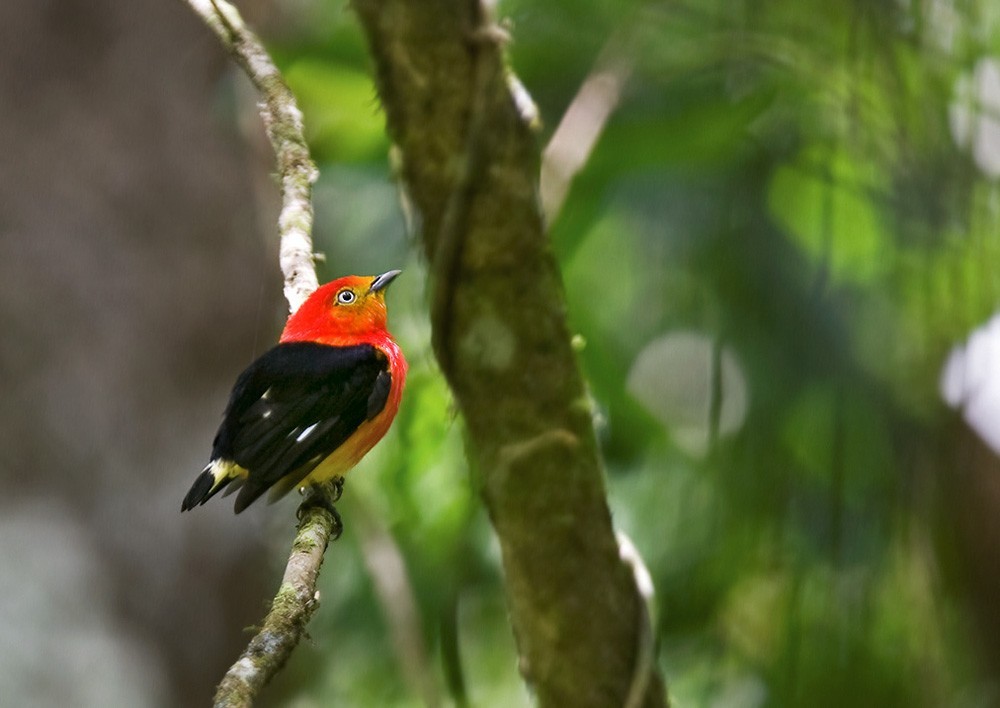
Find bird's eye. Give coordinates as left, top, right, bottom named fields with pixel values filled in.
left=336, top=289, right=356, bottom=305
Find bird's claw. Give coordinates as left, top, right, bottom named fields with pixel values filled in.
left=329, top=507, right=343, bottom=541
left=297, top=485, right=344, bottom=540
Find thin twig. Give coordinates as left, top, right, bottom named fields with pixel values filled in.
left=540, top=31, right=634, bottom=225
left=617, top=531, right=658, bottom=708
left=183, top=1, right=336, bottom=705
left=188, top=0, right=320, bottom=313
left=354, top=498, right=441, bottom=707
left=213, top=490, right=341, bottom=707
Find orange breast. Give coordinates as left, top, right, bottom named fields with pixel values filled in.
left=299, top=338, right=406, bottom=487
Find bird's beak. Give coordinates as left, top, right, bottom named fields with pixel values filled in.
left=369, top=269, right=402, bottom=293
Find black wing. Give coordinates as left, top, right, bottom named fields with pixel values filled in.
left=189, top=341, right=391, bottom=513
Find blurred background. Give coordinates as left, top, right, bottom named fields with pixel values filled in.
left=3, top=0, right=1000, bottom=705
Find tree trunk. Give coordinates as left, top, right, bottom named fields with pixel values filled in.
left=352, top=2, right=668, bottom=705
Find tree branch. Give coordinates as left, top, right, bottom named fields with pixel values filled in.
left=540, top=32, right=633, bottom=224
left=187, top=0, right=319, bottom=313
left=354, top=498, right=441, bottom=708
left=212, top=498, right=340, bottom=707
left=351, top=1, right=668, bottom=705
left=183, top=1, right=336, bottom=705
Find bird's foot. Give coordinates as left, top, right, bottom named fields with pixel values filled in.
left=298, top=484, right=344, bottom=540
left=330, top=476, right=345, bottom=503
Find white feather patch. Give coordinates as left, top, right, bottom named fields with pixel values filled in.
left=296, top=422, right=319, bottom=442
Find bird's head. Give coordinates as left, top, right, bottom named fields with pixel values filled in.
left=280, top=270, right=401, bottom=344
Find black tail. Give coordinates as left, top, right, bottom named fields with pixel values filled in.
left=181, top=466, right=219, bottom=512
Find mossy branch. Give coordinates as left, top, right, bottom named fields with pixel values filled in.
left=183, top=1, right=335, bottom=705
left=212, top=492, right=341, bottom=708
left=350, top=1, right=668, bottom=705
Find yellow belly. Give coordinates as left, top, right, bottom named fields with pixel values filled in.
left=297, top=406, right=395, bottom=488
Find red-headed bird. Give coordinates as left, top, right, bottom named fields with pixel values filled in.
left=182, top=270, right=407, bottom=514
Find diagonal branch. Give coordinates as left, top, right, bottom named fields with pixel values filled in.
left=540, top=31, right=634, bottom=224
left=350, top=1, right=668, bottom=705
left=212, top=499, right=340, bottom=707
left=183, top=1, right=336, bottom=705
left=188, top=0, right=319, bottom=313
left=354, top=498, right=442, bottom=707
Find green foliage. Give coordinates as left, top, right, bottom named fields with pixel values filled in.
left=285, top=60, right=388, bottom=162
left=260, top=0, right=1000, bottom=705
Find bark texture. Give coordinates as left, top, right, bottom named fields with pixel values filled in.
left=212, top=500, right=339, bottom=708
left=352, top=2, right=667, bottom=705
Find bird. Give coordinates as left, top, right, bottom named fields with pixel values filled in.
left=181, top=270, right=407, bottom=514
